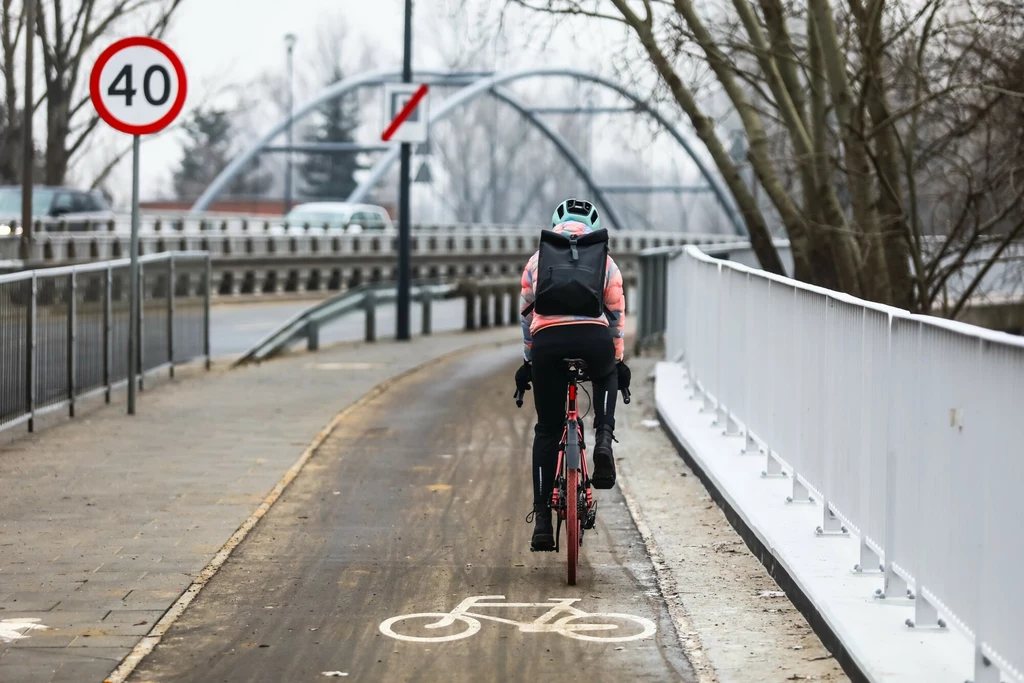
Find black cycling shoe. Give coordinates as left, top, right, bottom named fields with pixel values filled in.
left=529, top=505, right=556, bottom=552
left=591, top=425, right=616, bottom=489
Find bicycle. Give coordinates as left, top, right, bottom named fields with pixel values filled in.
left=378, top=595, right=656, bottom=643
left=516, top=358, right=630, bottom=585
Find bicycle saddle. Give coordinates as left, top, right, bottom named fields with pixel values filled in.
left=563, top=358, right=589, bottom=381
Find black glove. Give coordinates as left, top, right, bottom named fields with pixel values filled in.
left=515, top=361, right=533, bottom=393
left=617, top=361, right=631, bottom=391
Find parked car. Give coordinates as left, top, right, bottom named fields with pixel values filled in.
left=0, top=185, right=114, bottom=235
left=280, top=202, right=393, bottom=234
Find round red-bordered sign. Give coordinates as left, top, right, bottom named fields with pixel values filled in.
left=90, top=36, right=187, bottom=136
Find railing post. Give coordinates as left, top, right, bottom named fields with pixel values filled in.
left=644, top=256, right=655, bottom=346
left=421, top=287, right=433, bottom=336
left=364, top=289, right=377, bottom=342
left=464, top=286, right=477, bottom=331
left=104, top=264, right=112, bottom=403
left=492, top=287, right=505, bottom=326
left=138, top=261, right=145, bottom=392
left=26, top=273, right=37, bottom=432
left=508, top=285, right=518, bottom=327
left=204, top=255, right=212, bottom=370
left=68, top=270, right=77, bottom=417
left=307, top=318, right=320, bottom=351
left=655, top=254, right=667, bottom=339
left=637, top=257, right=651, bottom=355
left=168, top=255, right=175, bottom=378
left=479, top=287, right=491, bottom=328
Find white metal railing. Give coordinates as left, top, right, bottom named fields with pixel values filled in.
left=667, top=245, right=1024, bottom=683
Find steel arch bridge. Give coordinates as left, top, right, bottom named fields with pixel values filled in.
left=191, top=68, right=745, bottom=236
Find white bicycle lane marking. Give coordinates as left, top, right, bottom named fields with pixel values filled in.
left=0, top=618, right=48, bottom=643
left=379, top=595, right=657, bottom=644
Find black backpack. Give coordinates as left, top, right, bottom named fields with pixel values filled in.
left=530, top=228, right=609, bottom=318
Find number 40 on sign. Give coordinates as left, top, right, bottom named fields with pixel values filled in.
left=90, top=36, right=187, bottom=136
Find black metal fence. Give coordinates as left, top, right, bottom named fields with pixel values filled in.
left=0, top=252, right=211, bottom=433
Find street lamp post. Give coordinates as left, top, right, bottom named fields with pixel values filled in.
left=284, top=33, right=297, bottom=213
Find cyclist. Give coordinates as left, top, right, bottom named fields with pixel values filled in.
left=515, top=199, right=631, bottom=552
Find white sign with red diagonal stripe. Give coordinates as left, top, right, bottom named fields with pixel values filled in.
left=382, top=83, right=429, bottom=143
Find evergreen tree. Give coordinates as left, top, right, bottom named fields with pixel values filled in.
left=299, top=67, right=364, bottom=200
left=172, top=108, right=272, bottom=201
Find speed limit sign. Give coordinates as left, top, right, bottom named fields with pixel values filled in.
left=89, top=36, right=188, bottom=419
left=89, top=36, right=187, bottom=135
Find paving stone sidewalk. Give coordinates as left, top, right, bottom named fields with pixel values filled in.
left=0, top=327, right=519, bottom=683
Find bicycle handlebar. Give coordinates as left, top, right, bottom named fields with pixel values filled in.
left=514, top=386, right=630, bottom=408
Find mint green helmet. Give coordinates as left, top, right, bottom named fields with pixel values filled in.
left=551, top=198, right=601, bottom=231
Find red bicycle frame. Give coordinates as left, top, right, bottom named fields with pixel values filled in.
left=550, top=360, right=595, bottom=585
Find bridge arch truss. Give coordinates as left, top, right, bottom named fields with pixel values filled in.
left=191, top=68, right=745, bottom=236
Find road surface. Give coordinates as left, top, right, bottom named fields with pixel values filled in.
left=128, top=343, right=694, bottom=682
left=208, top=297, right=472, bottom=358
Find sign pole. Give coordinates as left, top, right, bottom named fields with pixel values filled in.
left=128, top=134, right=141, bottom=415
left=396, top=0, right=414, bottom=341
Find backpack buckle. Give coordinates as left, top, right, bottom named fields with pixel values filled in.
left=569, top=235, right=579, bottom=261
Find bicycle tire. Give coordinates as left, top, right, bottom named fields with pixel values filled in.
left=553, top=612, right=658, bottom=642
left=378, top=612, right=481, bottom=643
left=566, top=468, right=580, bottom=585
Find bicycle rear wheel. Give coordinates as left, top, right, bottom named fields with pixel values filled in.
left=566, top=468, right=580, bottom=585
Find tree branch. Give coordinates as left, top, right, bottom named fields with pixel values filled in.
left=950, top=216, right=1024, bottom=318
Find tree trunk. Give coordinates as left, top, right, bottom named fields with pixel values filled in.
left=809, top=0, right=888, bottom=302
left=643, top=0, right=795, bottom=276
left=44, top=84, right=69, bottom=185
left=734, top=0, right=859, bottom=290
left=851, top=0, right=914, bottom=309
left=618, top=3, right=786, bottom=275
left=0, top=0, right=21, bottom=182
left=806, top=12, right=855, bottom=293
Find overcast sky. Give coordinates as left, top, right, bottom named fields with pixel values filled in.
left=116, top=0, right=409, bottom=200
left=81, top=0, right=716, bottom=220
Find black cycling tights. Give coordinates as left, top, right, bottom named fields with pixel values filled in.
left=530, top=324, right=617, bottom=508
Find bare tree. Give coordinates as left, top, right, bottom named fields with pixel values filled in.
left=2, top=0, right=188, bottom=186
left=509, top=0, right=1024, bottom=316
left=0, top=0, right=27, bottom=182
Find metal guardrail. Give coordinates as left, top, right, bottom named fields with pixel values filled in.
left=235, top=281, right=459, bottom=365
left=0, top=252, right=211, bottom=434
left=234, top=277, right=524, bottom=366
left=667, top=244, right=1024, bottom=683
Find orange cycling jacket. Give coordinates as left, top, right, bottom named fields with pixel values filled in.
left=519, top=221, right=626, bottom=362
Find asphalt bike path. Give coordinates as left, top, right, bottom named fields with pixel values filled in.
left=0, top=327, right=518, bottom=683
left=128, top=343, right=695, bottom=682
